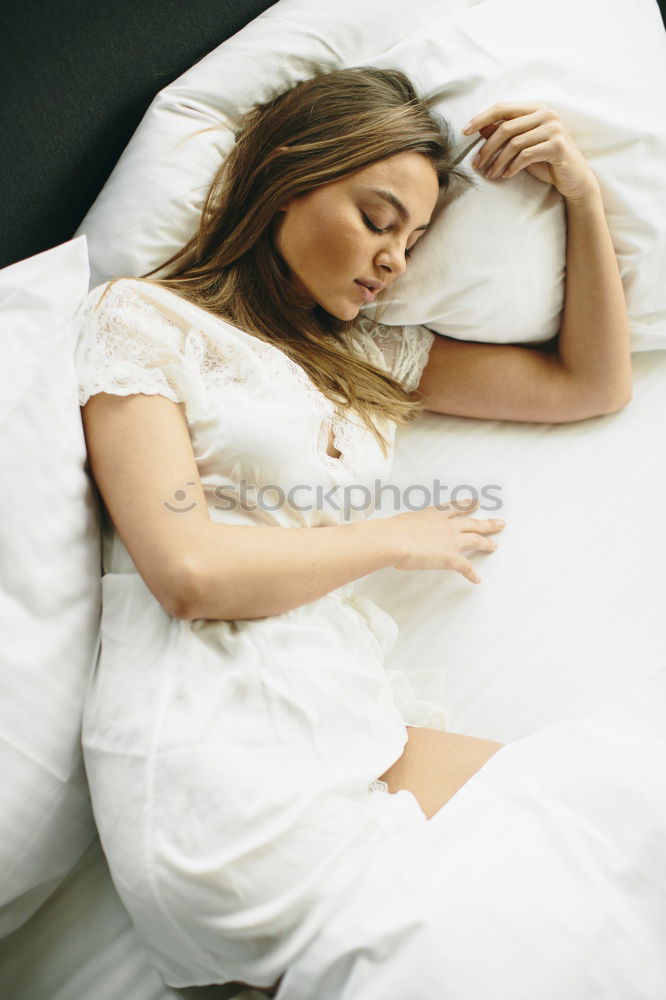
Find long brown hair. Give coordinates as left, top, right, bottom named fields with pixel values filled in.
left=140, top=66, right=471, bottom=454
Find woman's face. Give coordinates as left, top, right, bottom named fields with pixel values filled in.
left=273, top=152, right=440, bottom=320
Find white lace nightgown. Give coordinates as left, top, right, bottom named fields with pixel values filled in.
left=75, top=279, right=666, bottom=999
left=74, top=278, right=437, bottom=988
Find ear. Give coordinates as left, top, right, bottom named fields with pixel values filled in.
left=277, top=192, right=299, bottom=214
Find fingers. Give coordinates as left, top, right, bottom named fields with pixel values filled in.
left=458, top=516, right=505, bottom=534
left=463, top=105, right=561, bottom=180
left=437, top=497, right=480, bottom=517
left=433, top=502, right=505, bottom=585
left=456, top=525, right=502, bottom=585
left=453, top=510, right=506, bottom=584
left=452, top=555, right=482, bottom=586
left=459, top=531, right=498, bottom=553
left=463, top=102, right=549, bottom=134
left=435, top=500, right=505, bottom=529
left=474, top=121, right=556, bottom=177
left=437, top=501, right=506, bottom=532
left=499, top=140, right=561, bottom=180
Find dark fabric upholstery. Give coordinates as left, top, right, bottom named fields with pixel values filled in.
left=0, top=0, right=275, bottom=270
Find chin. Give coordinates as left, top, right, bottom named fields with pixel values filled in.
left=329, top=300, right=361, bottom=322
left=309, top=283, right=365, bottom=321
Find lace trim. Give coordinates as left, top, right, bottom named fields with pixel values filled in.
left=77, top=280, right=337, bottom=438
left=76, top=282, right=260, bottom=420
left=78, top=280, right=377, bottom=475
left=368, top=778, right=390, bottom=795
left=75, top=281, right=432, bottom=474
left=316, top=405, right=369, bottom=477
left=398, top=326, right=436, bottom=393
left=350, top=317, right=435, bottom=393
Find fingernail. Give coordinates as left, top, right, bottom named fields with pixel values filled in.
left=463, top=121, right=474, bottom=134
left=473, top=153, right=481, bottom=168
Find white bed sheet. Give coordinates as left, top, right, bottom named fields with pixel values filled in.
left=359, top=348, right=666, bottom=741
left=1, top=350, right=663, bottom=999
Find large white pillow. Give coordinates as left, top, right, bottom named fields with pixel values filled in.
left=0, top=236, right=101, bottom=937
left=369, top=0, right=666, bottom=350
left=76, top=0, right=666, bottom=352
left=75, top=0, right=466, bottom=286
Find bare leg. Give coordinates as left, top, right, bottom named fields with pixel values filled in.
left=378, top=726, right=504, bottom=820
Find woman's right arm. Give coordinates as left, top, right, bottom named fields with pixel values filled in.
left=184, top=497, right=504, bottom=621
left=81, top=392, right=504, bottom=622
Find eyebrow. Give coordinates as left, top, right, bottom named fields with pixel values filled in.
left=363, top=186, right=430, bottom=232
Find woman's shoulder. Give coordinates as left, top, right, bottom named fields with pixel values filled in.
left=79, top=277, right=234, bottom=347
left=76, top=277, right=273, bottom=387
left=76, top=277, right=161, bottom=329
left=74, top=278, right=206, bottom=376
left=74, top=278, right=245, bottom=415
left=82, top=276, right=181, bottom=317
left=82, top=277, right=254, bottom=343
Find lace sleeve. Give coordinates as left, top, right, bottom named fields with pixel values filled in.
left=350, top=315, right=435, bottom=392
left=74, top=278, right=190, bottom=408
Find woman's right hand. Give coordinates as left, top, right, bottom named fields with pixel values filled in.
left=385, top=498, right=505, bottom=583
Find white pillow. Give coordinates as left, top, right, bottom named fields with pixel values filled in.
left=76, top=0, right=466, bottom=287
left=0, top=236, right=101, bottom=937
left=76, top=0, right=666, bottom=352
left=369, top=0, right=666, bottom=350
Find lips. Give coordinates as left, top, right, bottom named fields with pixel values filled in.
left=354, top=279, right=384, bottom=302
left=355, top=278, right=385, bottom=292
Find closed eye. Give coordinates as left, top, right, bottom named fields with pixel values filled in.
left=362, top=212, right=413, bottom=259
left=361, top=212, right=386, bottom=235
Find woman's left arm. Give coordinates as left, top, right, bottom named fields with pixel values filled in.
left=554, top=184, right=632, bottom=409
left=418, top=102, right=632, bottom=423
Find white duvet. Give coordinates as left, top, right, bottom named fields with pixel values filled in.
left=279, top=664, right=666, bottom=999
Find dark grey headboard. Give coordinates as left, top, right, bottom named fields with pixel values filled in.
left=2, top=0, right=665, bottom=272
left=0, top=0, right=275, bottom=271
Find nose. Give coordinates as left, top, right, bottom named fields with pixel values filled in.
left=377, top=242, right=408, bottom=279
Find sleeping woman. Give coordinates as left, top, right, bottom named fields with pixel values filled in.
left=75, top=67, right=633, bottom=993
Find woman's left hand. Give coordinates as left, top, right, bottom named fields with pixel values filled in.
left=463, top=102, right=599, bottom=203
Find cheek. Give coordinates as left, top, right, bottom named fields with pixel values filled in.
left=317, top=210, right=366, bottom=272
left=281, top=199, right=367, bottom=284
